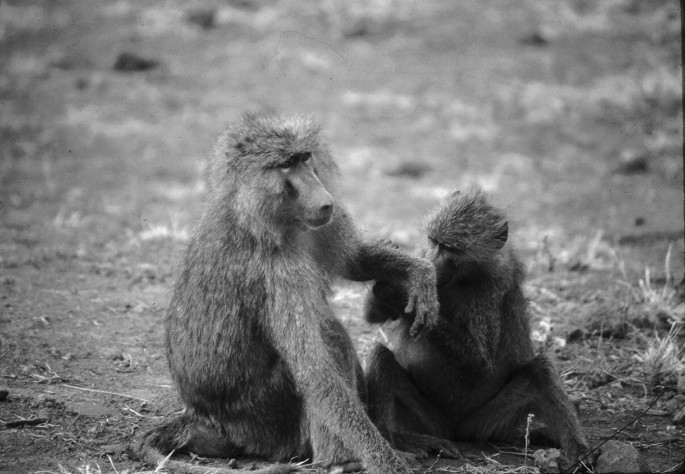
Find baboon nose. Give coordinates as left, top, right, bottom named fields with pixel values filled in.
left=307, top=203, right=334, bottom=228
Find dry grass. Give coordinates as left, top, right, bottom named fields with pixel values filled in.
left=633, top=322, right=684, bottom=387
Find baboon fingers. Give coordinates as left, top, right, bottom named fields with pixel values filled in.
left=406, top=296, right=439, bottom=339
left=405, top=269, right=440, bottom=339
left=392, top=432, right=461, bottom=460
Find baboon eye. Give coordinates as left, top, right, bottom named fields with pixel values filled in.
left=292, top=152, right=311, bottom=163
left=277, top=152, right=311, bottom=169
left=278, top=158, right=296, bottom=169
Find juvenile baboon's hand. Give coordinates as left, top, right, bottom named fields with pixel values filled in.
left=405, top=263, right=439, bottom=338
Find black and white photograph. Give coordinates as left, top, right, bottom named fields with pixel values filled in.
left=0, top=1, right=683, bottom=473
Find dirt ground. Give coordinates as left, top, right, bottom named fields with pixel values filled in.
left=0, top=1, right=683, bottom=473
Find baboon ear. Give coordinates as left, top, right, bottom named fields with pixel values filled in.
left=493, top=221, right=508, bottom=249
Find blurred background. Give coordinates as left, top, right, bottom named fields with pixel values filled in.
left=0, top=0, right=683, bottom=472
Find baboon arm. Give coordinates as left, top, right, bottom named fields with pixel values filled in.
left=343, top=240, right=440, bottom=336
left=266, top=290, right=408, bottom=473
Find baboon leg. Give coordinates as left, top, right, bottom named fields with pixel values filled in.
left=310, top=422, right=362, bottom=472
left=142, top=415, right=299, bottom=474
left=522, top=354, right=588, bottom=459
left=454, top=354, right=587, bottom=459
left=144, top=414, right=237, bottom=458
left=366, top=344, right=459, bottom=459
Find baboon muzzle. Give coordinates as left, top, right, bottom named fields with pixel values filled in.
left=295, top=167, right=334, bottom=228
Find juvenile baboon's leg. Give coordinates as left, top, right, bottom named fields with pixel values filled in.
left=366, top=344, right=460, bottom=459
left=453, top=354, right=587, bottom=459
left=523, top=354, right=588, bottom=459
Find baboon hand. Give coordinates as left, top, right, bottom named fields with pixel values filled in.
left=405, top=264, right=439, bottom=338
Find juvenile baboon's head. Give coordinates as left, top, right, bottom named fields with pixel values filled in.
left=424, top=189, right=508, bottom=278
left=209, top=113, right=340, bottom=236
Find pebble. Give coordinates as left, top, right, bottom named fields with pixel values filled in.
left=533, top=448, right=562, bottom=473
left=594, top=440, right=650, bottom=473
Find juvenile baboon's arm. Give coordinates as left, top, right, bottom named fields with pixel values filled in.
left=266, top=287, right=410, bottom=474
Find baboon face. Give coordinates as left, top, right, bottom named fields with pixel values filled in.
left=424, top=190, right=508, bottom=281
left=425, top=233, right=505, bottom=285
left=276, top=150, right=334, bottom=229
left=425, top=239, right=459, bottom=284
left=222, top=114, right=339, bottom=232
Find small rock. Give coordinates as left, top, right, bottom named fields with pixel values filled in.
left=615, top=150, right=648, bottom=174
left=594, top=440, right=650, bottom=473
left=32, top=394, right=58, bottom=408
left=385, top=161, right=431, bottom=179
left=227, top=0, right=260, bottom=11
left=113, top=52, right=159, bottom=72
left=520, top=31, right=548, bottom=46
left=19, top=364, right=37, bottom=375
left=533, top=448, right=562, bottom=473
left=101, top=443, right=126, bottom=455
left=186, top=8, right=216, bottom=29
left=673, top=406, right=685, bottom=425
left=566, top=328, right=585, bottom=343
left=0, top=387, right=8, bottom=401
left=662, top=394, right=685, bottom=415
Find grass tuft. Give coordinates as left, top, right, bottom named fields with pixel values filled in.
left=633, top=321, right=684, bottom=387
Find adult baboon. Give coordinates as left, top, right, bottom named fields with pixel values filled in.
left=364, top=189, right=588, bottom=461
left=142, top=113, right=441, bottom=474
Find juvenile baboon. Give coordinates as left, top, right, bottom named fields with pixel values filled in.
left=364, top=189, right=588, bottom=461
left=141, top=113, right=442, bottom=474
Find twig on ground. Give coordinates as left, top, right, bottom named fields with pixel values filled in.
left=107, top=455, right=119, bottom=474
left=62, top=383, right=149, bottom=403
left=154, top=449, right=175, bottom=473
left=4, top=417, right=49, bottom=428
